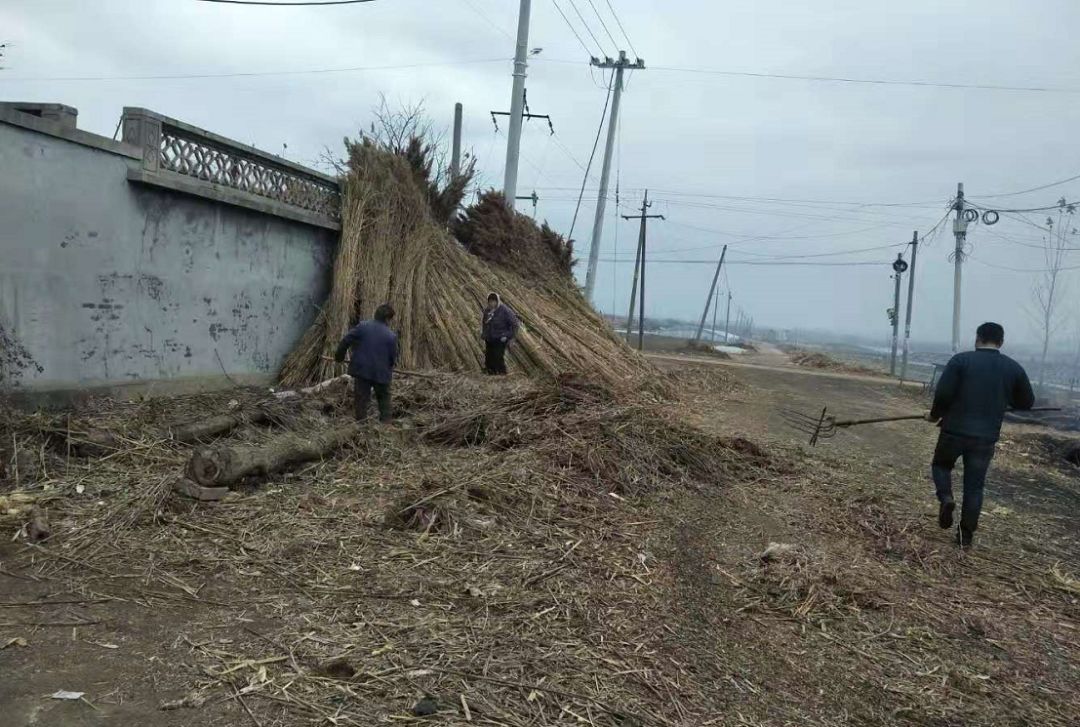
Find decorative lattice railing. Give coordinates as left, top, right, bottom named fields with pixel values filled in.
left=122, top=108, right=340, bottom=225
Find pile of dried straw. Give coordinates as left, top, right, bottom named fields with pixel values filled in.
left=279, top=139, right=647, bottom=388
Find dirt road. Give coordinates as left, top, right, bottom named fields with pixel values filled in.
left=3, top=352, right=1078, bottom=726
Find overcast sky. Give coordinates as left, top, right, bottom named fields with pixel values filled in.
left=4, top=0, right=1080, bottom=349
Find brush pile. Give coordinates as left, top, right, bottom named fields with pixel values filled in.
left=0, top=364, right=782, bottom=725
left=280, top=138, right=646, bottom=388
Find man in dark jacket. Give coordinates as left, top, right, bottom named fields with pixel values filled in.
left=334, top=303, right=398, bottom=422
left=928, top=322, right=1034, bottom=548
left=481, top=292, right=520, bottom=375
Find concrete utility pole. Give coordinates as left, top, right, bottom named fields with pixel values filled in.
left=711, top=288, right=719, bottom=342
left=724, top=291, right=732, bottom=343
left=451, top=102, right=463, bottom=178
left=621, top=190, right=664, bottom=350
left=951, top=182, right=966, bottom=352
left=584, top=51, right=646, bottom=302
left=889, top=252, right=907, bottom=376
left=900, top=230, right=919, bottom=382
left=502, top=0, right=532, bottom=209
left=694, top=245, right=727, bottom=343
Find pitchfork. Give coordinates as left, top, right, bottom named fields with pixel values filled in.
left=780, top=406, right=1061, bottom=446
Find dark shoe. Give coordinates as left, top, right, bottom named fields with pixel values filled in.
left=956, top=527, right=973, bottom=549
left=938, top=501, right=955, bottom=529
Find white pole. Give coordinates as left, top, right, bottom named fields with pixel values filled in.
left=583, top=51, right=628, bottom=301
left=502, top=0, right=532, bottom=209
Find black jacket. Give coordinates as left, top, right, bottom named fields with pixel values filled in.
left=930, top=348, right=1034, bottom=441
left=334, top=320, right=398, bottom=385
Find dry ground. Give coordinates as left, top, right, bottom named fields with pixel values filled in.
left=1, top=352, right=1078, bottom=726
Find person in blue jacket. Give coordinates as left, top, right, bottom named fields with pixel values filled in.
left=334, top=303, right=398, bottom=422
left=928, top=322, right=1034, bottom=548
left=481, top=292, right=520, bottom=375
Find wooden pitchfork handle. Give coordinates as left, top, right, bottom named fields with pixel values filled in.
left=834, top=406, right=1062, bottom=429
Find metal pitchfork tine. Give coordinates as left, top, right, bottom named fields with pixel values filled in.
left=779, top=406, right=836, bottom=446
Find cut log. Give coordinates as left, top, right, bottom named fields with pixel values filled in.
left=273, top=375, right=350, bottom=401
left=185, top=423, right=363, bottom=488
left=167, top=410, right=271, bottom=444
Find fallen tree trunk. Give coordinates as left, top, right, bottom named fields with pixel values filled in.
left=185, top=423, right=363, bottom=487
left=167, top=410, right=272, bottom=444
left=273, top=374, right=350, bottom=401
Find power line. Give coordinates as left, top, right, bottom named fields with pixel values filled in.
left=647, top=64, right=1080, bottom=94
left=549, top=0, right=594, bottom=57
left=534, top=58, right=1080, bottom=94
left=585, top=0, right=619, bottom=50
left=607, top=241, right=908, bottom=262
left=0, top=57, right=508, bottom=82
left=460, top=0, right=514, bottom=40
left=599, top=258, right=888, bottom=267
left=968, top=172, right=1080, bottom=199
left=603, top=0, right=637, bottom=57
left=565, top=0, right=607, bottom=56
left=567, top=70, right=614, bottom=243
left=964, top=199, right=1075, bottom=214
left=195, top=0, right=375, bottom=4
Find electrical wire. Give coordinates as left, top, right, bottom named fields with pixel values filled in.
left=585, top=0, right=620, bottom=51
left=534, top=57, right=1080, bottom=94
left=603, top=0, right=638, bottom=57
left=606, top=241, right=909, bottom=262
left=567, top=70, right=614, bottom=242
left=566, top=0, right=609, bottom=56
left=1, top=57, right=509, bottom=82
left=646, top=64, right=1080, bottom=94
left=599, top=258, right=889, bottom=267
left=965, top=199, right=1075, bottom=214
left=459, top=0, right=514, bottom=40
left=549, top=0, right=595, bottom=57
left=968, top=172, right=1080, bottom=199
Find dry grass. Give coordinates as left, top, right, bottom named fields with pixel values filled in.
left=279, top=140, right=650, bottom=390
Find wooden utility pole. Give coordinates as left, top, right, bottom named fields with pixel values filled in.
left=621, top=191, right=664, bottom=350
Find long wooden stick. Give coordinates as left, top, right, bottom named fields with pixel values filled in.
left=834, top=406, right=1061, bottom=429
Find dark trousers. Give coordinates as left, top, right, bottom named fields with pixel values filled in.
left=484, top=340, right=508, bottom=375
left=353, top=377, right=391, bottom=422
left=931, top=431, right=996, bottom=532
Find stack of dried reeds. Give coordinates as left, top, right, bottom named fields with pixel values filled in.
left=279, top=140, right=649, bottom=388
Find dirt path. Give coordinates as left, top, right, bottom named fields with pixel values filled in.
left=651, top=356, right=1080, bottom=725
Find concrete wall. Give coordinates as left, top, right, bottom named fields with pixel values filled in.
left=0, top=107, right=337, bottom=403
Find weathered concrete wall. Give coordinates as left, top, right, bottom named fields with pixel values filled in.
left=0, top=108, right=336, bottom=403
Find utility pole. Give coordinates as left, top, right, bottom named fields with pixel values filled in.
left=889, top=252, right=908, bottom=376
left=951, top=182, right=966, bottom=352
left=724, top=291, right=732, bottom=343
left=694, top=245, right=727, bottom=343
left=584, top=51, right=646, bottom=302
left=711, top=288, right=719, bottom=342
left=515, top=191, right=539, bottom=218
left=900, top=230, right=919, bottom=382
left=502, top=0, right=532, bottom=209
left=621, top=191, right=664, bottom=350
left=451, top=102, right=463, bottom=178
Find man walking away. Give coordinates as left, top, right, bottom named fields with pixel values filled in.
left=334, top=303, right=398, bottom=422
left=481, top=292, right=520, bottom=375
left=928, top=322, right=1034, bottom=548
